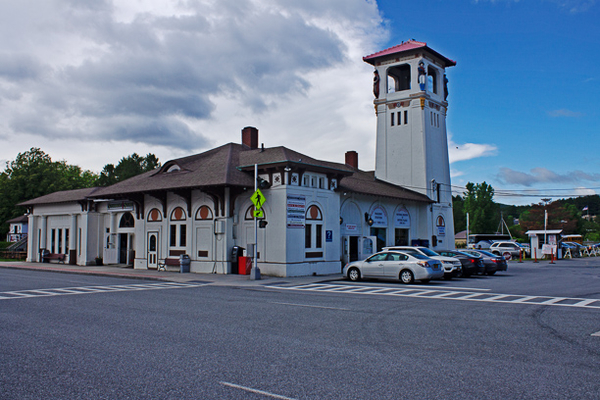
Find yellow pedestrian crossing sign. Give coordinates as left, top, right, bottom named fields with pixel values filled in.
left=250, top=189, right=266, bottom=211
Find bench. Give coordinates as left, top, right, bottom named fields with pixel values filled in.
left=43, top=253, right=66, bottom=263
left=157, top=258, right=180, bottom=271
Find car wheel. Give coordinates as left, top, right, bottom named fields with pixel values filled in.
left=487, top=270, right=496, bottom=276
left=420, top=279, right=430, bottom=284
left=348, top=267, right=361, bottom=282
left=502, top=252, right=512, bottom=261
left=400, top=269, right=414, bottom=284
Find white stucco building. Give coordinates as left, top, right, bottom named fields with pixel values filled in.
left=21, top=41, right=457, bottom=277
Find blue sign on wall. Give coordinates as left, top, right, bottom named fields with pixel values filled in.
left=325, top=230, right=333, bottom=242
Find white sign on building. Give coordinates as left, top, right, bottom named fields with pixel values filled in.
left=286, top=195, right=306, bottom=228
left=394, top=208, right=410, bottom=228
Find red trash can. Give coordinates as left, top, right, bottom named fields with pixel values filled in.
left=238, top=256, right=252, bottom=275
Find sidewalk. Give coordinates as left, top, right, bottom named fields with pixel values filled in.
left=0, top=260, right=341, bottom=287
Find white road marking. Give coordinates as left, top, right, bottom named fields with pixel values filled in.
left=270, top=302, right=350, bottom=311
left=573, top=299, right=598, bottom=307
left=539, top=297, right=567, bottom=305
left=219, top=381, right=297, bottom=400
left=591, top=331, right=600, bottom=337
left=0, top=282, right=207, bottom=301
left=512, top=296, right=538, bottom=303
left=267, top=284, right=600, bottom=310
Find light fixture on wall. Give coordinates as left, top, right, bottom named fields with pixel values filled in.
left=364, top=212, right=374, bottom=226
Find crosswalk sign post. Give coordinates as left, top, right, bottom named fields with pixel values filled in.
left=249, top=164, right=265, bottom=280
left=250, top=188, right=265, bottom=211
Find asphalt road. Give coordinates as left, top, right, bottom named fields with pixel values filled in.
left=1, top=260, right=599, bottom=399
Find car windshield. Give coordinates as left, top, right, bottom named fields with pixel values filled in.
left=410, top=253, right=429, bottom=260
left=476, top=250, right=497, bottom=257
left=419, top=248, right=439, bottom=257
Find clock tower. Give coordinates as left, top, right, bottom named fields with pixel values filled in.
left=363, top=41, right=456, bottom=248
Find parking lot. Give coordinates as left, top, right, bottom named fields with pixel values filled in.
left=1, top=257, right=599, bottom=399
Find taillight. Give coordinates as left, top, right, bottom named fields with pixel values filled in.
left=417, top=261, right=428, bottom=268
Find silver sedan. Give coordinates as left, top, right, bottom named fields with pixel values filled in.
left=343, top=251, right=444, bottom=284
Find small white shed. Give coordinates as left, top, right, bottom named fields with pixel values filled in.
left=526, top=229, right=563, bottom=259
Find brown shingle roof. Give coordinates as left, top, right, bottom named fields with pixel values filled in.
left=20, top=141, right=432, bottom=205
left=6, top=214, right=29, bottom=224
left=19, top=187, right=102, bottom=206
left=339, top=170, right=432, bottom=203
left=91, top=143, right=355, bottom=198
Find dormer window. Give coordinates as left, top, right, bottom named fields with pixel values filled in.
left=166, top=164, right=181, bottom=173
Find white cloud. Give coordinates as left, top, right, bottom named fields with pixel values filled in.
left=0, top=0, right=387, bottom=171
left=497, top=167, right=600, bottom=186
left=548, top=109, right=584, bottom=118
left=447, top=133, right=498, bottom=164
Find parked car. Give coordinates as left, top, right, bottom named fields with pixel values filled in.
left=383, top=246, right=462, bottom=279
left=461, top=249, right=507, bottom=275
left=343, top=250, right=444, bottom=284
left=564, top=241, right=585, bottom=256
left=470, top=240, right=493, bottom=250
left=559, top=241, right=579, bottom=257
left=436, top=250, right=485, bottom=277
left=489, top=241, right=524, bottom=260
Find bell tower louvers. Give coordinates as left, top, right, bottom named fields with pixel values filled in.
left=364, top=41, right=456, bottom=248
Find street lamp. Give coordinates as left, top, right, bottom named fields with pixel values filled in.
left=541, top=198, right=552, bottom=248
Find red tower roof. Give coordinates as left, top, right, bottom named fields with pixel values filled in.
left=363, top=40, right=456, bottom=67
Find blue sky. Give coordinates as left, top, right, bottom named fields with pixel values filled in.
left=0, top=0, right=598, bottom=205
left=376, top=0, right=599, bottom=204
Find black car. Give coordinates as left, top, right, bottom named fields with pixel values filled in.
left=437, top=250, right=485, bottom=277
left=462, top=249, right=507, bottom=275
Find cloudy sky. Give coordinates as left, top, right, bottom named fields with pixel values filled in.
left=0, top=0, right=598, bottom=205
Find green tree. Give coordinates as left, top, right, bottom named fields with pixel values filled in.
left=96, top=153, right=160, bottom=186
left=463, top=181, right=498, bottom=233
left=452, top=195, right=466, bottom=233
left=519, top=201, right=577, bottom=233
left=0, top=148, right=97, bottom=235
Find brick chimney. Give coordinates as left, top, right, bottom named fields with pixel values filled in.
left=345, top=151, right=358, bottom=169
left=242, top=126, right=259, bottom=149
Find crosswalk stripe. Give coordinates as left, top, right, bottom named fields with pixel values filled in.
left=0, top=282, right=207, bottom=301
left=267, top=284, right=600, bottom=310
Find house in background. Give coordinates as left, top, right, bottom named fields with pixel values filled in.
left=6, top=215, right=28, bottom=243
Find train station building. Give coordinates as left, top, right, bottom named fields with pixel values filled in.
left=21, top=41, right=456, bottom=277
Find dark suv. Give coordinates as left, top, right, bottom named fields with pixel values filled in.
left=437, top=250, right=485, bottom=277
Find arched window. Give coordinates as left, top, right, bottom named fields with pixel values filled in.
left=195, top=205, right=214, bottom=220
left=119, top=212, right=135, bottom=228
left=170, top=207, right=186, bottom=221
left=305, top=205, right=323, bottom=252
left=147, top=208, right=162, bottom=222
left=169, top=207, right=187, bottom=248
